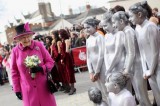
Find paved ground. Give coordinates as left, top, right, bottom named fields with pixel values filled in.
left=0, top=71, right=96, bottom=106
left=0, top=71, right=154, bottom=106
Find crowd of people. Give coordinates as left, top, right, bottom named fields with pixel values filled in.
left=85, top=1, right=160, bottom=106
left=0, top=0, right=160, bottom=106
left=0, top=22, right=88, bottom=106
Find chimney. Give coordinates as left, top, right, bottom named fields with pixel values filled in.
left=38, top=2, right=54, bottom=21
left=46, top=2, right=54, bottom=17
left=38, top=2, right=47, bottom=19
left=86, top=3, right=91, bottom=11
left=69, top=8, right=73, bottom=15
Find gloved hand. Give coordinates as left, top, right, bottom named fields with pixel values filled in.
left=30, top=66, right=43, bottom=73
left=15, top=92, right=22, bottom=100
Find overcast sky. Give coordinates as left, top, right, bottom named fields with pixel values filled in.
left=0, top=0, right=108, bottom=31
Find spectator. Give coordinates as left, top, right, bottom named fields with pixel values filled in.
left=70, top=32, right=78, bottom=48
left=33, top=34, right=44, bottom=44
left=114, top=5, right=125, bottom=12
left=0, top=54, right=4, bottom=85
left=59, top=29, right=76, bottom=95
left=50, top=30, right=65, bottom=91
left=150, top=8, right=159, bottom=25
left=44, top=36, right=53, bottom=52
left=75, top=29, right=86, bottom=47
left=2, top=45, right=12, bottom=86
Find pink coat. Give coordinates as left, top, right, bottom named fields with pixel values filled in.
left=10, top=40, right=57, bottom=106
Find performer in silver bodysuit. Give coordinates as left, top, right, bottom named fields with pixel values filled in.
left=101, top=12, right=126, bottom=76
left=112, top=11, right=151, bottom=106
left=83, top=18, right=108, bottom=103
left=129, top=1, right=160, bottom=105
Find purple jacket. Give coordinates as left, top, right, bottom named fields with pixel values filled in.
left=11, top=40, right=57, bottom=106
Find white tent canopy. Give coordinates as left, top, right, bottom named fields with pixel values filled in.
left=50, top=19, right=73, bottom=30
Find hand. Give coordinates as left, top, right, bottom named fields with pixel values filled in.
left=89, top=73, right=95, bottom=82
left=143, top=74, right=151, bottom=80
left=30, top=66, right=43, bottom=73
left=15, top=92, right=22, bottom=100
left=93, top=73, right=100, bottom=81
left=143, top=71, right=151, bottom=80
left=123, top=69, right=130, bottom=78
left=123, top=69, right=128, bottom=74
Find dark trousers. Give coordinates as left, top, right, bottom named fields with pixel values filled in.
left=0, top=68, right=3, bottom=84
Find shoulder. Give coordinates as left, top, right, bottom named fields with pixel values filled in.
left=118, top=31, right=125, bottom=35
left=11, top=44, right=19, bottom=52
left=115, top=31, right=125, bottom=39
left=121, top=89, right=133, bottom=98
left=143, top=21, right=157, bottom=30
left=34, top=40, right=46, bottom=48
left=96, top=32, right=104, bottom=37
left=86, top=36, right=92, bottom=42
left=125, top=27, right=136, bottom=37
left=33, top=40, right=43, bottom=46
left=33, top=40, right=46, bottom=51
left=57, top=41, right=62, bottom=45
left=96, top=32, right=105, bottom=41
left=145, top=22, right=159, bottom=34
left=125, top=26, right=135, bottom=33
left=65, top=39, right=71, bottom=45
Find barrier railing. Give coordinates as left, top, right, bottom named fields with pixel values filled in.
left=71, top=46, right=87, bottom=73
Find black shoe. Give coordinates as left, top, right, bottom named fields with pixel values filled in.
left=63, top=86, right=70, bottom=93
left=63, top=90, right=69, bottom=93
left=68, top=88, right=76, bottom=95
left=152, top=98, right=157, bottom=106
left=152, top=101, right=157, bottom=106
left=59, top=86, right=65, bottom=91
left=152, top=104, right=157, bottom=106
left=135, top=97, right=139, bottom=105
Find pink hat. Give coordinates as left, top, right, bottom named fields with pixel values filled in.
left=14, top=22, right=35, bottom=40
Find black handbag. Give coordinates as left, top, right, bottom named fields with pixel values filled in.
left=46, top=68, right=58, bottom=94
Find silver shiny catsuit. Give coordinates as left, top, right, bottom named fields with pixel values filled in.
left=136, top=19, right=160, bottom=105
left=86, top=32, right=108, bottom=102
left=123, top=25, right=151, bottom=106
left=104, top=31, right=126, bottom=75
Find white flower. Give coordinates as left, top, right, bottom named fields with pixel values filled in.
left=24, top=55, right=41, bottom=68
left=24, top=55, right=41, bottom=79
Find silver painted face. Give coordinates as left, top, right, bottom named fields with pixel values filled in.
left=112, top=18, right=121, bottom=31
left=105, top=76, right=115, bottom=93
left=101, top=20, right=114, bottom=33
left=83, top=24, right=96, bottom=35
left=128, top=11, right=139, bottom=25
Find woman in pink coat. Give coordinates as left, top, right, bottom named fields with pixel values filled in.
left=10, top=23, right=57, bottom=106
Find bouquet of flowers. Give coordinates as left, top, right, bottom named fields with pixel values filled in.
left=24, top=55, right=41, bottom=78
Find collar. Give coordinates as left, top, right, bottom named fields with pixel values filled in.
left=123, top=25, right=130, bottom=32
left=140, top=19, right=148, bottom=27
left=18, top=40, right=35, bottom=50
